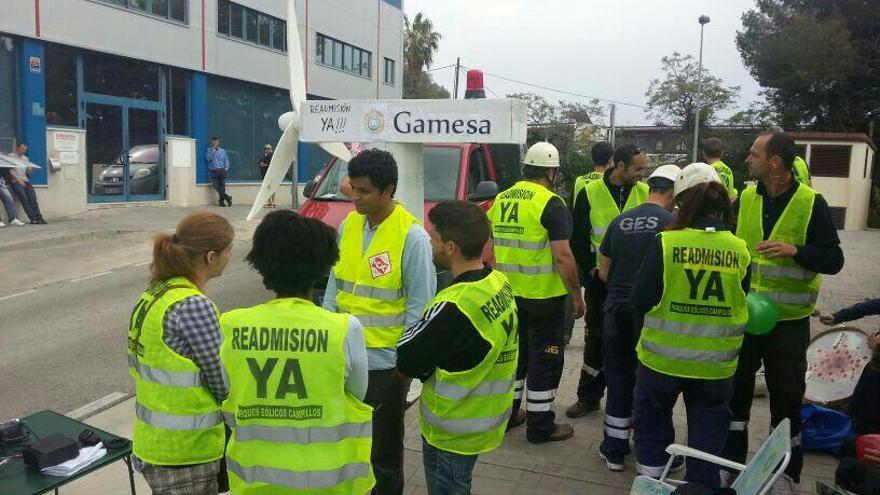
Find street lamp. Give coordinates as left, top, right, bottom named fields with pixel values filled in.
left=692, top=14, right=710, bottom=163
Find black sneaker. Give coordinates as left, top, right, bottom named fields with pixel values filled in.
left=565, top=400, right=600, bottom=418
left=506, top=409, right=526, bottom=431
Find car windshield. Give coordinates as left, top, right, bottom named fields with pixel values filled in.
left=313, top=146, right=461, bottom=201
left=108, top=145, right=158, bottom=166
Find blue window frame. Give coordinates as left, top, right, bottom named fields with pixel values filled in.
left=217, top=0, right=286, bottom=52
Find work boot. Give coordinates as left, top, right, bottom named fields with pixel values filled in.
left=225, top=195, right=233, bottom=206
left=527, top=423, right=574, bottom=444
left=598, top=445, right=624, bottom=472
left=506, top=409, right=526, bottom=431
left=565, top=400, right=600, bottom=418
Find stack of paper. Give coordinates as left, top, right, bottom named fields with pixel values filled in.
left=41, top=443, right=107, bottom=477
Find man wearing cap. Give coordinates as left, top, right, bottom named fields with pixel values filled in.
left=630, top=163, right=751, bottom=485
left=567, top=143, right=648, bottom=418
left=489, top=141, right=584, bottom=443
left=722, top=131, right=843, bottom=494
left=595, top=164, right=680, bottom=472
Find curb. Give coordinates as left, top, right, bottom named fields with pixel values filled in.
left=0, top=229, right=136, bottom=254
left=67, top=392, right=131, bottom=421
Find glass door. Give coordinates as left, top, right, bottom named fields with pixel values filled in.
left=127, top=108, right=163, bottom=201
left=86, top=103, right=125, bottom=202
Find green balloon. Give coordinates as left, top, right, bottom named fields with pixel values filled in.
left=746, top=292, right=779, bottom=335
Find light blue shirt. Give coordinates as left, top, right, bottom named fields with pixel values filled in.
left=324, top=214, right=436, bottom=371
left=205, top=147, right=230, bottom=171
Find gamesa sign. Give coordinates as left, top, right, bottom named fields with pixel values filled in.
left=300, top=99, right=527, bottom=144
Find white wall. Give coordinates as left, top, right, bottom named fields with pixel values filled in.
left=0, top=0, right=403, bottom=99
left=799, top=140, right=875, bottom=231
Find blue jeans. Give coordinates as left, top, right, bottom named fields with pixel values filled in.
left=422, top=437, right=478, bottom=495
left=0, top=184, right=17, bottom=222
left=633, top=363, right=734, bottom=488
left=599, top=304, right=642, bottom=461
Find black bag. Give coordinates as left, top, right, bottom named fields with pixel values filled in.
left=22, top=434, right=79, bottom=469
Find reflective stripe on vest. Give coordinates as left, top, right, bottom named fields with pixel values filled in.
left=227, top=458, right=371, bottom=490
left=128, top=354, right=202, bottom=388
left=334, top=204, right=415, bottom=348
left=431, top=379, right=514, bottom=401
left=585, top=179, right=648, bottom=266
left=493, top=263, right=556, bottom=275
left=420, top=401, right=512, bottom=434
left=489, top=181, right=566, bottom=299
left=736, top=184, right=821, bottom=321
left=643, top=316, right=745, bottom=338
left=135, top=401, right=223, bottom=431
left=640, top=340, right=741, bottom=364
left=335, top=278, right=404, bottom=302
left=637, top=229, right=750, bottom=380
left=231, top=421, right=372, bottom=444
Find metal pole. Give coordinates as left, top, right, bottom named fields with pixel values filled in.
left=453, top=57, right=460, bottom=99
left=609, top=103, right=616, bottom=148
left=692, top=19, right=707, bottom=162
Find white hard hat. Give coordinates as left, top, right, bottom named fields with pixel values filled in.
left=523, top=142, right=560, bottom=168
left=674, top=162, right=722, bottom=198
left=648, top=164, right=682, bottom=183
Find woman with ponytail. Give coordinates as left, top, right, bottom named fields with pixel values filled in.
left=628, top=164, right=751, bottom=487
left=127, top=211, right=234, bottom=495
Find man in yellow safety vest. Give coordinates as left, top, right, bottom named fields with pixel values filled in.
left=722, top=131, right=844, bottom=494
left=323, top=149, right=436, bottom=495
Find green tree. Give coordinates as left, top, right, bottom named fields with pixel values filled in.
left=726, top=100, right=777, bottom=129
left=645, top=52, right=740, bottom=130
left=736, top=0, right=873, bottom=131
left=402, top=13, right=449, bottom=99
left=508, top=93, right=606, bottom=191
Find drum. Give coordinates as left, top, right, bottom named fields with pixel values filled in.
left=805, top=325, right=873, bottom=408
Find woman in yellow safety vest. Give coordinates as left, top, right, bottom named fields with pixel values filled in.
left=219, top=210, right=374, bottom=494
left=628, top=163, right=751, bottom=488
left=127, top=211, right=234, bottom=494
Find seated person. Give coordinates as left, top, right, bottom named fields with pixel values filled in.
left=818, top=300, right=880, bottom=494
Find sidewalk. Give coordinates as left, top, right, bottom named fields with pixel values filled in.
left=19, top=213, right=876, bottom=494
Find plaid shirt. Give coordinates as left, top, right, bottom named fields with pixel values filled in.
left=133, top=295, right=226, bottom=472
left=162, top=295, right=228, bottom=403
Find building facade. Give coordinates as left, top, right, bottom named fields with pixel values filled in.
left=0, top=0, right=403, bottom=215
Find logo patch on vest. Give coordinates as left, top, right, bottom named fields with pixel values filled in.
left=369, top=251, right=392, bottom=278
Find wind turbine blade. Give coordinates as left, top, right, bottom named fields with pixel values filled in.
left=287, top=0, right=307, bottom=111
left=319, top=142, right=352, bottom=162
left=247, top=123, right=299, bottom=221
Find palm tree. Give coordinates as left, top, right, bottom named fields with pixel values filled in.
left=404, top=13, right=441, bottom=73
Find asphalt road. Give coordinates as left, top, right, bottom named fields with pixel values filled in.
left=0, top=238, right=272, bottom=420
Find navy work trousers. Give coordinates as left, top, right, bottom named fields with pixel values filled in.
left=633, top=364, right=734, bottom=487
left=576, top=273, right=606, bottom=404
left=599, top=304, right=642, bottom=461
left=508, top=295, right=566, bottom=442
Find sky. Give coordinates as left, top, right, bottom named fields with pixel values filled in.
left=403, top=0, right=765, bottom=126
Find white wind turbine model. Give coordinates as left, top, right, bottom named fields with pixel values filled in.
left=246, top=0, right=351, bottom=221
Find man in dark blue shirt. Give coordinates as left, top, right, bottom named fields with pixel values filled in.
left=595, top=164, right=679, bottom=471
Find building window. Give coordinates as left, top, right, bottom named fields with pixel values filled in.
left=166, top=68, right=189, bottom=135
left=384, top=58, right=395, bottom=85
left=206, top=75, right=292, bottom=182
left=0, top=36, right=18, bottom=153
left=83, top=51, right=160, bottom=101
left=655, top=139, right=663, bottom=153
left=316, top=33, right=372, bottom=78
left=45, top=43, right=79, bottom=127
left=218, top=0, right=286, bottom=52
left=95, top=0, right=187, bottom=23
left=810, top=145, right=852, bottom=178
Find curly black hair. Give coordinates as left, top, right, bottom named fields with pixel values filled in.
left=347, top=148, right=398, bottom=196
left=245, top=210, right=339, bottom=296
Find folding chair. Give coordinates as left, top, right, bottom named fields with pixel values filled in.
left=630, top=418, right=791, bottom=495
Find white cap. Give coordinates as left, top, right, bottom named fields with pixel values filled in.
left=648, top=164, right=682, bottom=183
left=523, top=142, right=560, bottom=168
left=674, top=162, right=722, bottom=198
